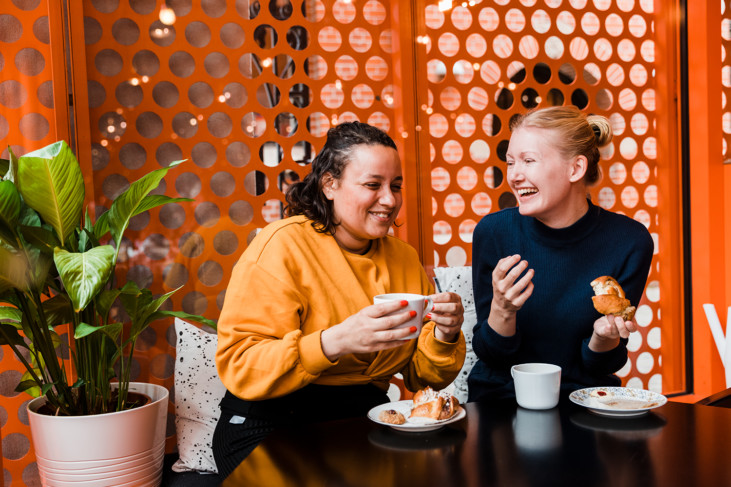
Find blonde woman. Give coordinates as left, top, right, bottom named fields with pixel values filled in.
left=468, top=106, right=653, bottom=402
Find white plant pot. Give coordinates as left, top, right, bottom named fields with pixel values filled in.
left=27, top=382, right=169, bottom=487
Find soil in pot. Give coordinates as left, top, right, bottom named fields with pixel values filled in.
left=35, top=391, right=152, bottom=416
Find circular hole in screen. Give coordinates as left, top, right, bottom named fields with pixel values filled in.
left=254, top=24, right=277, bottom=49
left=259, top=141, right=283, bottom=167
left=498, top=191, right=517, bottom=209
left=287, top=25, right=309, bottom=50
left=520, top=88, right=540, bottom=109
left=256, top=83, right=281, bottom=107
left=533, top=62, right=551, bottom=83
left=558, top=63, right=577, bottom=84
left=496, top=139, right=509, bottom=162
left=571, top=89, right=589, bottom=109
left=547, top=88, right=564, bottom=106
left=270, top=0, right=293, bottom=20
left=289, top=83, right=311, bottom=108
left=495, top=88, right=514, bottom=109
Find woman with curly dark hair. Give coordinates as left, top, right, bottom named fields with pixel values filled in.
left=213, top=121, right=466, bottom=477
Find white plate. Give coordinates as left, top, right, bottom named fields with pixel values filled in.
left=569, top=387, right=667, bottom=417
left=367, top=400, right=466, bottom=432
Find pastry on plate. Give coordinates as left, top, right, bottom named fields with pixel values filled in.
left=409, top=386, right=460, bottom=421
left=378, top=409, right=406, bottom=425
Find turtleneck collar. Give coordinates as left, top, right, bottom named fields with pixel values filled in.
left=525, top=199, right=602, bottom=247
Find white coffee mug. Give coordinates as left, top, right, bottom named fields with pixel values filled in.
left=511, top=363, right=561, bottom=410
left=373, top=293, right=434, bottom=340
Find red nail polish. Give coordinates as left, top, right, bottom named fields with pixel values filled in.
left=425, top=313, right=432, bottom=320
left=409, top=310, right=417, bottom=318
left=400, top=300, right=408, bottom=306
left=409, top=326, right=417, bottom=333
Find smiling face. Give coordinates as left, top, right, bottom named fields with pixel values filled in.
left=506, top=127, right=588, bottom=228
left=323, top=144, right=403, bottom=254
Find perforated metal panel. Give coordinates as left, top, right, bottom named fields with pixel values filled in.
left=0, top=1, right=57, bottom=484
left=424, top=0, right=661, bottom=391
left=0, top=0, right=690, bottom=484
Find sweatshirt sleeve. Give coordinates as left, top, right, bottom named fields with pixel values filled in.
left=216, top=256, right=335, bottom=401
left=397, top=263, right=466, bottom=391
left=401, top=322, right=466, bottom=391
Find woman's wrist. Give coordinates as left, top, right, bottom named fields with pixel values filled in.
left=487, top=304, right=517, bottom=337
left=588, top=332, right=620, bottom=353
left=434, top=326, right=459, bottom=343
left=320, top=327, right=344, bottom=361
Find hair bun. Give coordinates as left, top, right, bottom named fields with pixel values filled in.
left=586, top=115, right=612, bottom=147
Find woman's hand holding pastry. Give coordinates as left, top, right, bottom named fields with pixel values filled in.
left=321, top=300, right=418, bottom=360
left=427, top=292, right=464, bottom=342
left=589, top=314, right=638, bottom=352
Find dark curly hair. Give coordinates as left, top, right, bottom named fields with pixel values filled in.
left=285, top=121, right=398, bottom=235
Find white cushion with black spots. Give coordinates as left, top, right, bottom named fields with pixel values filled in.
left=172, top=318, right=226, bottom=474
left=434, top=266, right=477, bottom=404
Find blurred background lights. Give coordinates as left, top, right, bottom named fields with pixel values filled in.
left=159, top=4, right=176, bottom=25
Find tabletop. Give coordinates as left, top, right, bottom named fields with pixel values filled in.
left=221, top=398, right=731, bottom=487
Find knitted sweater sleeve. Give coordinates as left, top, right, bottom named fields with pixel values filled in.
left=471, top=215, right=522, bottom=366
left=580, top=218, right=655, bottom=375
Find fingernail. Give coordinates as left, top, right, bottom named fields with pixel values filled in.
left=424, top=298, right=429, bottom=304
left=400, top=300, right=408, bottom=306
left=409, top=310, right=417, bottom=318
left=409, top=326, right=417, bottom=333
left=425, top=313, right=432, bottom=320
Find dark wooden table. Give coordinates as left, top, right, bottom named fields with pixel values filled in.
left=221, top=398, right=731, bottom=487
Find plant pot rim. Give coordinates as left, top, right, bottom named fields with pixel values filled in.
left=27, top=382, right=169, bottom=420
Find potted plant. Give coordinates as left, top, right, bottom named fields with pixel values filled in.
left=0, top=141, right=216, bottom=486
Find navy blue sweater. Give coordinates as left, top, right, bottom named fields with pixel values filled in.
left=467, top=201, right=654, bottom=402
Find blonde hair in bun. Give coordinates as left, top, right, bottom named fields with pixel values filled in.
left=587, top=115, right=613, bottom=148
left=510, top=106, right=612, bottom=185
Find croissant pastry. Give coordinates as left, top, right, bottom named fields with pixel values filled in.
left=590, top=276, right=636, bottom=321
left=409, top=386, right=460, bottom=421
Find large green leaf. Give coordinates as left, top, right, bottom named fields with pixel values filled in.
left=41, top=294, right=73, bottom=329
left=98, top=159, right=184, bottom=249
left=19, top=225, right=60, bottom=254
left=2, top=146, right=18, bottom=183
left=54, top=246, right=115, bottom=312
left=151, top=310, right=218, bottom=330
left=96, top=288, right=123, bottom=322
left=0, top=246, right=29, bottom=293
left=93, top=195, right=191, bottom=241
left=74, top=321, right=123, bottom=342
left=0, top=322, right=25, bottom=347
left=0, top=158, right=8, bottom=180
left=17, top=141, right=84, bottom=245
left=0, top=306, right=22, bottom=323
left=0, top=181, right=21, bottom=242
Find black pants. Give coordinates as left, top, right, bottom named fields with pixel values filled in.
left=212, top=383, right=389, bottom=479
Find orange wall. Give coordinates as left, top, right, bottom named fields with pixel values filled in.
left=687, top=0, right=728, bottom=398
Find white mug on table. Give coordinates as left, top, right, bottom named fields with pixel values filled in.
left=511, top=363, right=561, bottom=410
left=373, top=293, right=434, bottom=340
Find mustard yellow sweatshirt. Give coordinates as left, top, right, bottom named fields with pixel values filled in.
left=216, top=215, right=465, bottom=401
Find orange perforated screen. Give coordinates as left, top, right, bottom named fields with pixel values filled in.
left=0, top=0, right=692, bottom=484
left=423, top=0, right=661, bottom=392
